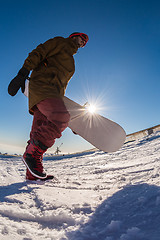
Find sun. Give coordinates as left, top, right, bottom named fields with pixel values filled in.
left=84, top=102, right=97, bottom=114
left=87, top=104, right=97, bottom=114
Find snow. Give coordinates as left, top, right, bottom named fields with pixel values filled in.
left=1, top=132, right=160, bottom=239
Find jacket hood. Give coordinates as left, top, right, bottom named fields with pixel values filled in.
left=66, top=37, right=78, bottom=55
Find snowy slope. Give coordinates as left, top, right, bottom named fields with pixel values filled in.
left=1, top=132, right=160, bottom=240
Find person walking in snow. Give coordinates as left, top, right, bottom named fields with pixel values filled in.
left=8, top=32, right=89, bottom=180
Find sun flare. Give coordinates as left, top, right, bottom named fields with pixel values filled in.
left=84, top=102, right=97, bottom=114
left=87, top=104, right=97, bottom=114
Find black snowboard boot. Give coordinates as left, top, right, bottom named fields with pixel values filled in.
left=22, top=139, right=48, bottom=179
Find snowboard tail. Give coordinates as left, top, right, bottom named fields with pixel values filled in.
left=63, top=96, right=126, bottom=152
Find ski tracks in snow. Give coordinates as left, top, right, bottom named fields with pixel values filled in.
left=0, top=132, right=160, bottom=239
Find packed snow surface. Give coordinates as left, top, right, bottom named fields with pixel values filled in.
left=1, top=131, right=160, bottom=240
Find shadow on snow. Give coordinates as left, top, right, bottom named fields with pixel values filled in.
left=66, top=183, right=160, bottom=240
left=0, top=182, right=32, bottom=203
left=137, top=134, right=160, bottom=146
left=1, top=182, right=160, bottom=239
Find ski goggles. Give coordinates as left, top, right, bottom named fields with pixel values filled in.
left=69, top=33, right=89, bottom=46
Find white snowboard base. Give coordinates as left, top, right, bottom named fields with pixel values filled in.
left=63, top=96, right=126, bottom=152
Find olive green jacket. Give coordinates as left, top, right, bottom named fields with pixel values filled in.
left=23, top=37, right=78, bottom=114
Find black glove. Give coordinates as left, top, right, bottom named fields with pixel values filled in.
left=8, top=67, right=30, bottom=96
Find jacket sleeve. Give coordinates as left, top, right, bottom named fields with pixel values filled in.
left=22, top=38, right=63, bottom=71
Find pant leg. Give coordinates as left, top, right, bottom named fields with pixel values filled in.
left=30, top=97, right=70, bottom=148
left=29, top=107, right=52, bottom=146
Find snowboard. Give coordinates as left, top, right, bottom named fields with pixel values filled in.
left=63, top=97, right=126, bottom=152
left=24, top=80, right=126, bottom=152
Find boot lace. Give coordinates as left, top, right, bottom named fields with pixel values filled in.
left=31, top=146, right=44, bottom=172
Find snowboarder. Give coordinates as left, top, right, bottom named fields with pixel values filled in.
left=8, top=32, right=89, bottom=180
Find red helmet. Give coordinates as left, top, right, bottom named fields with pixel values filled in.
left=69, top=32, right=89, bottom=46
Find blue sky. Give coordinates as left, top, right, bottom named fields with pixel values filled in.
left=1, top=0, right=160, bottom=154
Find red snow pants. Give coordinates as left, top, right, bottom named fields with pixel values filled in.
left=29, top=98, right=70, bottom=148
